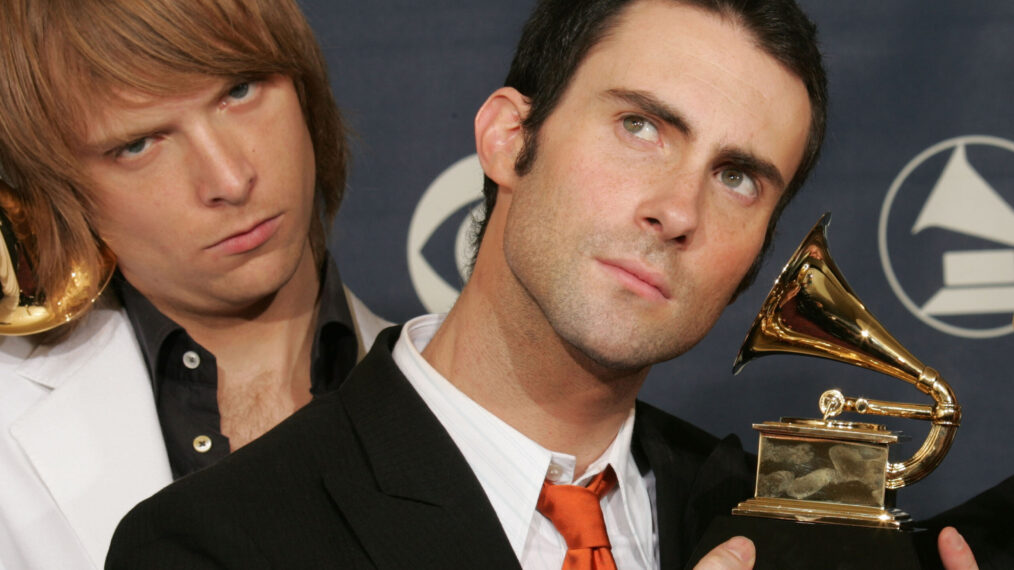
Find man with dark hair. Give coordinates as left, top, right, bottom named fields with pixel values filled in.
left=0, top=1, right=388, bottom=567
left=107, top=1, right=975, bottom=568
left=471, top=0, right=827, bottom=297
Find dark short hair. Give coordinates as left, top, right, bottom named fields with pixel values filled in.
left=472, top=0, right=827, bottom=295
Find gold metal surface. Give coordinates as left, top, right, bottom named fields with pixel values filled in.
left=733, top=497, right=911, bottom=529
left=753, top=419, right=899, bottom=444
left=0, top=205, right=115, bottom=335
left=732, top=213, right=961, bottom=526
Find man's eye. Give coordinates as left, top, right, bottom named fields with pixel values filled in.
left=719, top=168, right=758, bottom=198
left=621, top=115, right=660, bottom=143
left=228, top=81, right=253, bottom=100
left=116, top=138, right=152, bottom=158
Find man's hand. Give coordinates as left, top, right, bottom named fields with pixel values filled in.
left=691, top=528, right=978, bottom=570
left=693, top=536, right=755, bottom=570
left=938, top=526, right=979, bottom=570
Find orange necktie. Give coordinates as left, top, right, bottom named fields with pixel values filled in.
left=536, top=466, right=618, bottom=570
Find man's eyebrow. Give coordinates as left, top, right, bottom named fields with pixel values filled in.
left=604, top=88, right=789, bottom=192
left=718, top=147, right=787, bottom=192
left=80, top=78, right=238, bottom=155
left=603, top=88, right=692, bottom=137
left=83, top=129, right=153, bottom=155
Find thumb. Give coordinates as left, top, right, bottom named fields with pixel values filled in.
left=694, top=536, right=755, bottom=570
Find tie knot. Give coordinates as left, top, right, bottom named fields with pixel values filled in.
left=536, top=467, right=617, bottom=551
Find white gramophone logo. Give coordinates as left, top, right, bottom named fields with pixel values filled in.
left=407, top=154, right=484, bottom=313
left=879, top=135, right=1014, bottom=338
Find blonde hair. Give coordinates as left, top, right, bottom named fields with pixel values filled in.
left=0, top=0, right=346, bottom=338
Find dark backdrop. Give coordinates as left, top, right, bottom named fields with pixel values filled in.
left=307, top=1, right=1014, bottom=518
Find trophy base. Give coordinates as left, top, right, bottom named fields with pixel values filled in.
left=732, top=497, right=911, bottom=529
left=688, top=515, right=941, bottom=570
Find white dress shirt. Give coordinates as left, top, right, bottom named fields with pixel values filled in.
left=392, top=314, right=658, bottom=569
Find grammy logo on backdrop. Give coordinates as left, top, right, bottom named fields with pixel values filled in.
left=912, top=144, right=1014, bottom=317
left=880, top=135, right=1014, bottom=338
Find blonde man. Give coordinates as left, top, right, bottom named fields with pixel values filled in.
left=0, top=1, right=388, bottom=567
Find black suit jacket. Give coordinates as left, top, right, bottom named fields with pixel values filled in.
left=107, top=326, right=753, bottom=569
left=918, top=475, right=1014, bottom=570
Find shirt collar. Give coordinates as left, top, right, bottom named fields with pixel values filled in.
left=118, top=252, right=356, bottom=391
left=309, top=256, right=356, bottom=385
left=116, top=273, right=181, bottom=386
left=392, top=314, right=645, bottom=561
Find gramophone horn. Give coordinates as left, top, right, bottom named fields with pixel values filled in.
left=734, top=213, right=960, bottom=489
left=0, top=198, right=115, bottom=336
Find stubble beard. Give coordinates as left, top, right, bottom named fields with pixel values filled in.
left=504, top=221, right=723, bottom=373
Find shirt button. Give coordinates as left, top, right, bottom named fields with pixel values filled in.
left=193, top=435, right=213, bottom=453
left=546, top=463, right=565, bottom=483
left=182, top=350, right=201, bottom=369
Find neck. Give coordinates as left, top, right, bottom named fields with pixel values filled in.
left=423, top=242, right=647, bottom=474
left=189, top=246, right=322, bottom=448
left=132, top=242, right=323, bottom=449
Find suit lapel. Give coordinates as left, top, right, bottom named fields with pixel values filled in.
left=323, top=327, right=521, bottom=569
left=635, top=410, right=698, bottom=569
left=10, top=308, right=172, bottom=567
left=634, top=404, right=754, bottom=570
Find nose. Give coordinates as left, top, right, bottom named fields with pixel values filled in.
left=635, top=178, right=702, bottom=245
left=191, top=122, right=255, bottom=206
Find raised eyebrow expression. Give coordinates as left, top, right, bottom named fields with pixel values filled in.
left=603, top=88, right=787, bottom=192
left=605, top=88, right=691, bottom=136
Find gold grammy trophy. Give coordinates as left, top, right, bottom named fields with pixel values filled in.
left=731, top=213, right=961, bottom=529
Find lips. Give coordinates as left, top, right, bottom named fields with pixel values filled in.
left=598, top=258, right=672, bottom=300
left=207, top=215, right=281, bottom=255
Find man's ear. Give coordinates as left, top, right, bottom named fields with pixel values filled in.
left=474, top=87, right=530, bottom=193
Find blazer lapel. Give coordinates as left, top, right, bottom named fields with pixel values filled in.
left=634, top=404, right=754, bottom=570
left=635, top=411, right=699, bottom=569
left=10, top=308, right=172, bottom=567
left=323, top=328, right=521, bottom=569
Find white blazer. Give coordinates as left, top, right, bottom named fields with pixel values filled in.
left=0, top=288, right=390, bottom=569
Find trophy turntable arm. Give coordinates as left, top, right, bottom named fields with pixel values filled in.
left=818, top=365, right=961, bottom=490
left=821, top=389, right=934, bottom=421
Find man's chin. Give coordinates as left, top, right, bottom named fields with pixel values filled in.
left=212, top=248, right=306, bottom=294
left=563, top=332, right=689, bottom=375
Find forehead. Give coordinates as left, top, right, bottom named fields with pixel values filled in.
left=568, top=1, right=812, bottom=181
left=590, top=2, right=800, bottom=97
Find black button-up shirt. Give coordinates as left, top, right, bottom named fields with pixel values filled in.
left=117, top=256, right=358, bottom=479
